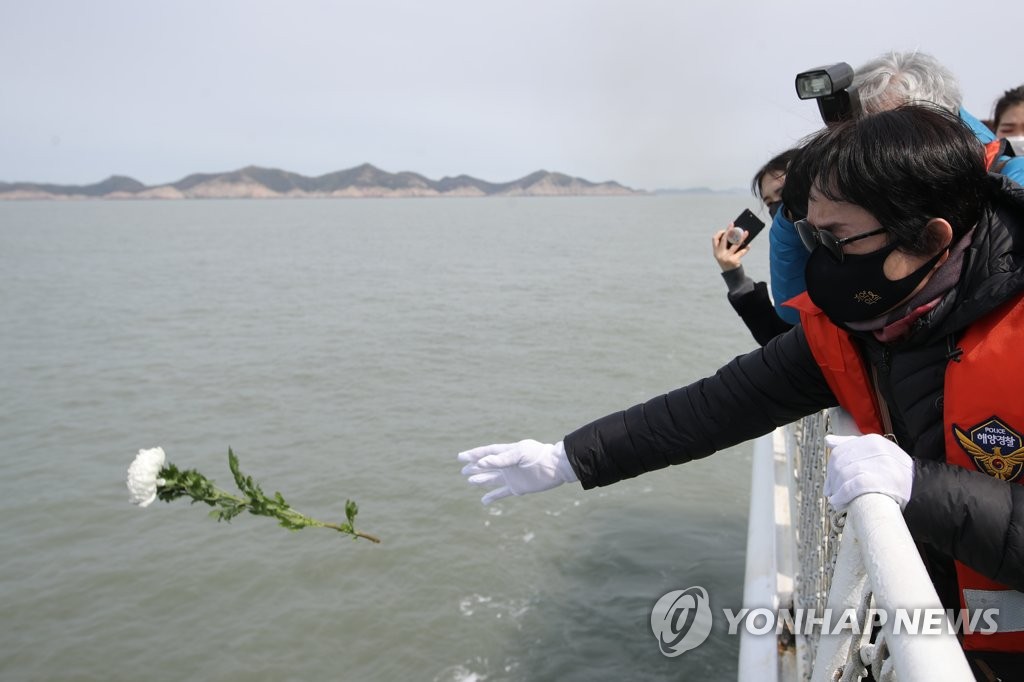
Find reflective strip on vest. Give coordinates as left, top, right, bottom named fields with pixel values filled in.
left=963, top=589, right=1024, bottom=632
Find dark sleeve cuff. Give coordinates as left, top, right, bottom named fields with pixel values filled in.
left=721, top=265, right=755, bottom=296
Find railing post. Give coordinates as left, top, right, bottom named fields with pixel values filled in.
left=809, top=517, right=870, bottom=682
left=738, top=433, right=781, bottom=682
left=847, top=494, right=975, bottom=681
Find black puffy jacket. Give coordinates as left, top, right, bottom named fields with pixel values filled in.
left=727, top=280, right=794, bottom=346
left=564, top=176, right=1024, bottom=594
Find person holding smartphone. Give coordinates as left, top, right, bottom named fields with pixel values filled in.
left=710, top=149, right=796, bottom=346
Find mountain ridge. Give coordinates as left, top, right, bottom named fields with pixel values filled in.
left=0, top=164, right=643, bottom=200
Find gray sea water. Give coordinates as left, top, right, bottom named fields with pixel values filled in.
left=0, top=195, right=773, bottom=682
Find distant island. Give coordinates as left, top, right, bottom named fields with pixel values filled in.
left=653, top=186, right=745, bottom=195
left=0, top=163, right=644, bottom=200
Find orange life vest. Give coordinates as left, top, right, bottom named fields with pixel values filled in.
left=984, top=139, right=1004, bottom=171
left=789, top=290, right=1024, bottom=652
left=985, top=138, right=1014, bottom=175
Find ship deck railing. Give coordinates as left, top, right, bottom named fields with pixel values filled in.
left=738, top=409, right=974, bottom=682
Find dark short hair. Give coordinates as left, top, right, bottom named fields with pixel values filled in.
left=789, top=104, right=988, bottom=255
left=780, top=145, right=813, bottom=221
left=751, top=148, right=798, bottom=199
left=994, top=85, right=1024, bottom=129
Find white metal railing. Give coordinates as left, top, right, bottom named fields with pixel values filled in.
left=738, top=409, right=974, bottom=682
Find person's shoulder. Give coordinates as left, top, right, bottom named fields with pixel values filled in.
left=960, top=107, right=996, bottom=144
left=986, top=172, right=1024, bottom=210
left=997, top=157, right=1024, bottom=187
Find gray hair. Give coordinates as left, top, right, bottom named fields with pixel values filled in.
left=852, top=51, right=962, bottom=116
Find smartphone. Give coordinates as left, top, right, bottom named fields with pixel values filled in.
left=732, top=208, right=766, bottom=248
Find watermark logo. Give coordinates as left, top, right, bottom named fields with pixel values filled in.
left=650, top=587, right=1002, bottom=657
left=719, top=606, right=1000, bottom=637
left=650, top=586, right=713, bottom=657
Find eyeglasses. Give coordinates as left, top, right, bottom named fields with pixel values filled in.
left=795, top=219, right=887, bottom=263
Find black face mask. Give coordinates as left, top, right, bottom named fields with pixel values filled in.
left=767, top=201, right=782, bottom=219
left=804, top=241, right=946, bottom=323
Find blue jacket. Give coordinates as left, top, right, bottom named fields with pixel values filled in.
left=768, top=107, right=1024, bottom=323
left=960, top=107, right=1024, bottom=184
left=769, top=209, right=807, bottom=324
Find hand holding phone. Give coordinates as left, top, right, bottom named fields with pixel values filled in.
left=728, top=209, right=766, bottom=249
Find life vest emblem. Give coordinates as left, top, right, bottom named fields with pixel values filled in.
left=952, top=417, right=1024, bottom=482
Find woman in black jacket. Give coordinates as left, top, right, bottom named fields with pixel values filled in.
left=459, top=105, right=1024, bottom=670
left=711, top=149, right=796, bottom=346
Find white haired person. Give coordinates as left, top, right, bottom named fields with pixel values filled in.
left=768, top=51, right=1024, bottom=327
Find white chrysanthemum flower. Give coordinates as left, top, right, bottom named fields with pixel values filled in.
left=127, top=447, right=167, bottom=507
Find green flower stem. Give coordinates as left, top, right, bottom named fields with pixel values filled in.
left=155, top=449, right=380, bottom=544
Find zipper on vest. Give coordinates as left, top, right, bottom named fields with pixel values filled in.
left=872, top=348, right=897, bottom=444
left=946, top=334, right=964, bottom=362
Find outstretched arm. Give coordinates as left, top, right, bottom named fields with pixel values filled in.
left=457, top=325, right=836, bottom=501
left=565, top=325, right=834, bottom=489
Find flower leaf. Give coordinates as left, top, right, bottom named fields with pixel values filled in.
left=228, top=448, right=247, bottom=493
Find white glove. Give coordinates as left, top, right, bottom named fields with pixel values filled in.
left=457, top=439, right=578, bottom=505
left=824, top=434, right=914, bottom=512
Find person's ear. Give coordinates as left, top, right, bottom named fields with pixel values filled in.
left=884, top=218, right=954, bottom=281
left=924, top=217, right=954, bottom=255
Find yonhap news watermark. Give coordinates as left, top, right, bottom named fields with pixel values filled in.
left=650, top=586, right=1002, bottom=657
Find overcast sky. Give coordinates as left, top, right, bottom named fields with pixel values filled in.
left=2, top=0, right=1017, bottom=191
